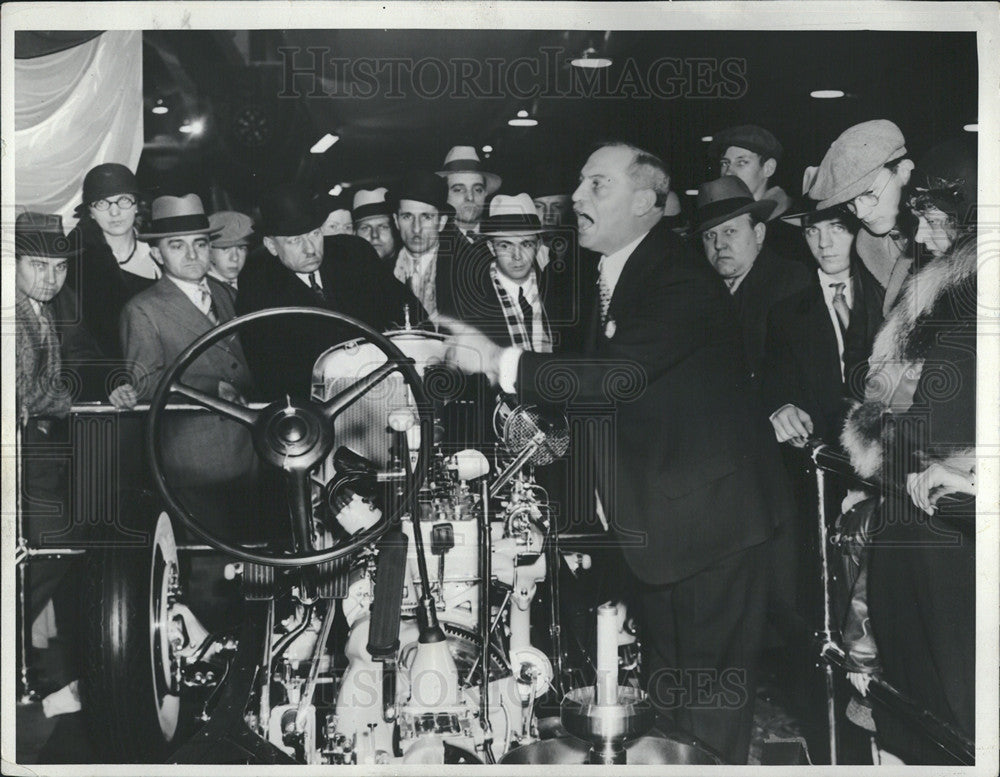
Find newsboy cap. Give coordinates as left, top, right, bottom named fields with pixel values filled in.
left=208, top=211, right=254, bottom=248
left=808, top=120, right=908, bottom=209
left=709, top=125, right=783, bottom=164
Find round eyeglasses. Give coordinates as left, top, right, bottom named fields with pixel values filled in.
left=91, top=195, right=137, bottom=211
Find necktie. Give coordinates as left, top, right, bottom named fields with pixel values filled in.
left=597, top=259, right=612, bottom=324
left=309, top=272, right=327, bottom=304
left=830, top=282, right=851, bottom=336
left=198, top=282, right=219, bottom=324
left=518, top=286, right=534, bottom=344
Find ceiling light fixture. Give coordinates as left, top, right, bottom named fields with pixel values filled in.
left=963, top=123, right=978, bottom=132
left=329, top=185, right=343, bottom=197
left=571, top=31, right=613, bottom=68
left=700, top=135, right=713, bottom=143
left=310, top=133, right=340, bottom=154
left=152, top=98, right=168, bottom=115
left=684, top=189, right=699, bottom=196
left=508, top=109, right=537, bottom=127
left=810, top=89, right=845, bottom=99
left=482, top=144, right=493, bottom=153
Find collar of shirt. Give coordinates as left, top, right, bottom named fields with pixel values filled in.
left=817, top=267, right=853, bottom=308
left=724, top=269, right=753, bottom=294
left=598, top=229, right=650, bottom=300
left=208, top=269, right=237, bottom=288
left=495, top=266, right=539, bottom=305
left=394, top=245, right=438, bottom=282
left=296, top=270, right=322, bottom=288
left=167, top=274, right=212, bottom=311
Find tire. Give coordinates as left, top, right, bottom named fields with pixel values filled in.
left=80, top=507, right=187, bottom=761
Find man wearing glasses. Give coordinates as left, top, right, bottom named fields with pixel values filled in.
left=807, top=119, right=916, bottom=314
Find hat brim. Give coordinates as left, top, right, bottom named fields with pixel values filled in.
left=436, top=169, right=502, bottom=196
left=138, top=228, right=222, bottom=242
left=257, top=213, right=327, bottom=238
left=781, top=202, right=851, bottom=228
left=481, top=226, right=544, bottom=237
left=694, top=198, right=777, bottom=233
left=353, top=203, right=394, bottom=222
left=211, top=235, right=252, bottom=248
left=815, top=167, right=882, bottom=211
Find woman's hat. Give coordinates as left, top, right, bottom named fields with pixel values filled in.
left=15, top=211, right=78, bottom=258
left=692, top=176, right=777, bottom=233
left=480, top=194, right=544, bottom=236
left=75, top=162, right=140, bottom=216
left=436, top=146, right=502, bottom=194
left=137, top=194, right=219, bottom=241
left=910, top=136, right=978, bottom=222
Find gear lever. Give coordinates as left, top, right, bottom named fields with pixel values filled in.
left=430, top=523, right=455, bottom=593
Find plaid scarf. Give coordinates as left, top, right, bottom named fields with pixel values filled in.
left=489, top=263, right=551, bottom=352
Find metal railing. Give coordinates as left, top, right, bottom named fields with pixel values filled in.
left=804, top=440, right=975, bottom=766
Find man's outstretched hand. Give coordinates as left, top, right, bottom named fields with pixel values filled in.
left=436, top=315, right=504, bottom=385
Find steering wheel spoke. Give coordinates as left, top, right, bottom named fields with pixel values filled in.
left=320, top=359, right=403, bottom=421
left=169, top=381, right=260, bottom=428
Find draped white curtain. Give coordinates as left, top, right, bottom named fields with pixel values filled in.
left=15, top=30, right=143, bottom=230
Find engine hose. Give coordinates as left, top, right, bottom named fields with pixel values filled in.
left=270, top=604, right=315, bottom=662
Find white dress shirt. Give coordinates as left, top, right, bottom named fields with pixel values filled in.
left=167, top=274, right=216, bottom=318
left=495, top=268, right=551, bottom=353
left=394, top=245, right=438, bottom=316
left=817, top=267, right=853, bottom=379
left=296, top=271, right=323, bottom=289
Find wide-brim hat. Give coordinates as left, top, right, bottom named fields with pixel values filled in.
left=808, top=119, right=907, bottom=210
left=138, top=194, right=220, bottom=241
left=480, top=193, right=544, bottom=236
left=15, top=211, right=79, bottom=258
left=436, top=145, right=502, bottom=195
left=352, top=187, right=393, bottom=221
left=692, top=176, right=777, bottom=233
left=708, top=124, right=783, bottom=164
left=208, top=211, right=254, bottom=248
left=258, top=183, right=326, bottom=237
left=74, top=162, right=140, bottom=217
left=394, top=172, right=451, bottom=214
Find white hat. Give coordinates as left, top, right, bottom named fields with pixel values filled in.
left=352, top=187, right=392, bottom=220
left=480, top=193, right=544, bottom=235
left=436, top=146, right=501, bottom=194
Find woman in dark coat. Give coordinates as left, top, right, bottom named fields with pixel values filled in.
left=841, top=137, right=977, bottom=763
left=65, top=163, right=159, bottom=405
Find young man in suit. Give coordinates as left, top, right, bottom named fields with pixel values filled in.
left=207, top=210, right=253, bottom=295
left=458, top=193, right=555, bottom=352
left=762, top=205, right=885, bottom=446
left=236, top=183, right=419, bottom=397
left=435, top=145, right=502, bottom=242
left=443, top=141, right=792, bottom=765
left=121, top=194, right=256, bottom=487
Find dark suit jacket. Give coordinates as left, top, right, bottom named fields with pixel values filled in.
left=516, top=220, right=793, bottom=585
left=760, top=260, right=885, bottom=443
left=434, top=221, right=489, bottom=320
left=730, top=245, right=812, bottom=379
left=121, top=275, right=256, bottom=484
left=236, top=234, right=421, bottom=397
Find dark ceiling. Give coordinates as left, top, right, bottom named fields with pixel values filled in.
left=139, top=28, right=979, bottom=214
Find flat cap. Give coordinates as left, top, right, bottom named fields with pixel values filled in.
left=808, top=119, right=907, bottom=209
left=709, top=125, right=783, bottom=163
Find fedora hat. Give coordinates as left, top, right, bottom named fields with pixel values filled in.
left=208, top=211, right=255, bottom=248
left=138, top=194, right=219, bottom=241
left=15, top=211, right=78, bottom=259
left=394, top=171, right=451, bottom=213
left=436, top=146, right=502, bottom=194
left=480, top=193, right=544, bottom=236
left=258, top=183, right=326, bottom=237
left=693, top=176, right=777, bottom=233
left=352, top=187, right=393, bottom=221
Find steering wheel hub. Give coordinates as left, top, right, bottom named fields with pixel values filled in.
left=256, top=401, right=332, bottom=470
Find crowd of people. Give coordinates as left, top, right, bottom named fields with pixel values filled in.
left=15, top=119, right=978, bottom=764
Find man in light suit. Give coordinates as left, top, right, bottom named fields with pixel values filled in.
left=443, top=142, right=792, bottom=764
left=122, top=194, right=256, bottom=489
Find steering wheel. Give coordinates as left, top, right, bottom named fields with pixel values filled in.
left=146, top=306, right=433, bottom=567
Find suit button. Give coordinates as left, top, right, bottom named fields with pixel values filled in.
left=231, top=362, right=238, bottom=369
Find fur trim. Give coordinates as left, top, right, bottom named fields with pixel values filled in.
left=841, top=236, right=977, bottom=480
